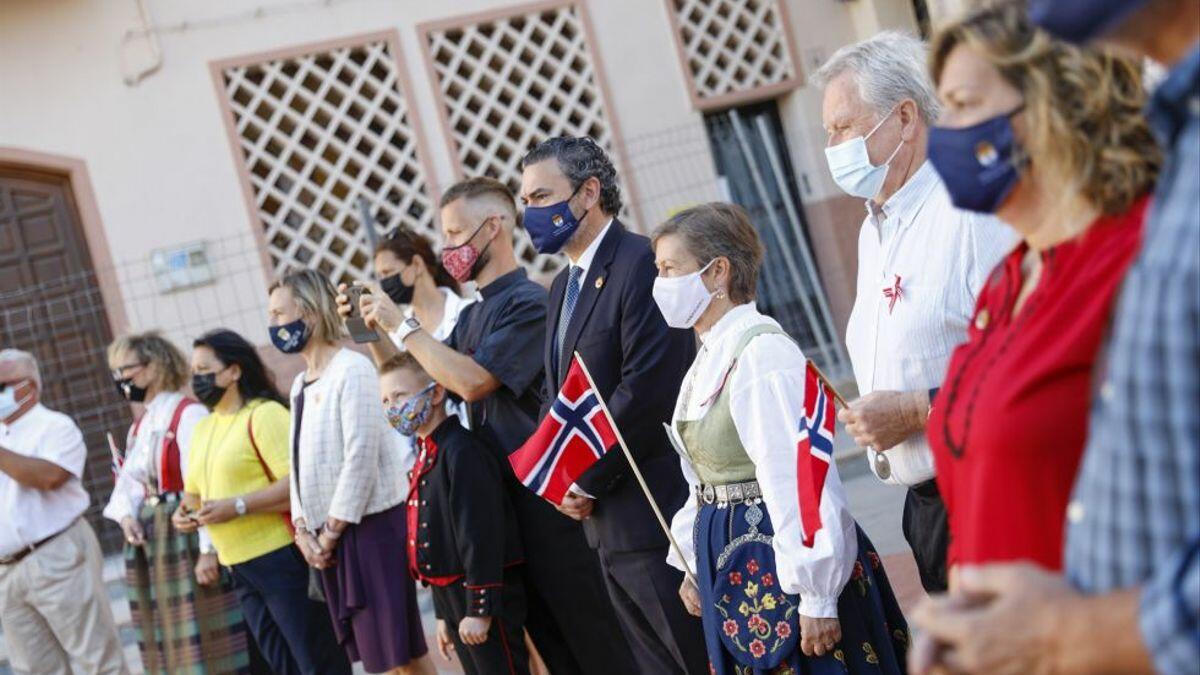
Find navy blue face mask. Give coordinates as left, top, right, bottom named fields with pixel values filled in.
left=1028, top=0, right=1146, bottom=44
left=523, top=183, right=589, bottom=255
left=927, top=106, right=1024, bottom=214
left=269, top=318, right=310, bottom=354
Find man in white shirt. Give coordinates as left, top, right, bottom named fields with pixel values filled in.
left=816, top=33, right=1015, bottom=592
left=0, top=349, right=128, bottom=675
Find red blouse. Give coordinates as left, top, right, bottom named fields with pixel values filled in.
left=928, top=196, right=1148, bottom=570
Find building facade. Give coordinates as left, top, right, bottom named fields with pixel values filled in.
left=0, top=0, right=946, bottom=550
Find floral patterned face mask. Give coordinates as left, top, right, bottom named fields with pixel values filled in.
left=386, top=382, right=437, bottom=437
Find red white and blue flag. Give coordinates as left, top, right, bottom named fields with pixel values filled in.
left=796, top=361, right=837, bottom=547
left=510, top=355, right=617, bottom=505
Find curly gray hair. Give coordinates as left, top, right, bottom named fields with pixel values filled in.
left=815, top=31, right=941, bottom=125
left=520, top=137, right=623, bottom=215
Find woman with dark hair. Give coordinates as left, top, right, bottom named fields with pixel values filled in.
left=173, top=328, right=349, bottom=675
left=349, top=227, right=473, bottom=365
left=103, top=331, right=255, bottom=674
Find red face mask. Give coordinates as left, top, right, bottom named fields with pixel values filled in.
left=441, top=219, right=492, bottom=283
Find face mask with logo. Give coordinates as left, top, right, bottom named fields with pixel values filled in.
left=114, top=377, right=148, bottom=403
left=652, top=259, right=717, bottom=329
left=192, top=370, right=229, bottom=409
left=380, top=270, right=415, bottom=305
left=441, top=220, right=494, bottom=284
left=523, top=183, right=589, bottom=254
left=269, top=318, right=310, bottom=354
left=824, top=106, right=904, bottom=200
left=927, top=106, right=1024, bottom=214
left=0, top=380, right=30, bottom=420
left=386, top=383, right=437, bottom=437
left=1028, top=0, right=1146, bottom=44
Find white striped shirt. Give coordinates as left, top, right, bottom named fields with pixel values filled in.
left=845, top=161, right=1016, bottom=486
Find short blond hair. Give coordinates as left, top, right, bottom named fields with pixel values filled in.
left=268, top=269, right=345, bottom=344
left=931, top=0, right=1159, bottom=218
left=107, top=331, right=189, bottom=392
left=651, top=203, right=764, bottom=304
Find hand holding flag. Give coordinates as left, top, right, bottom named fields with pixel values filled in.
left=510, top=355, right=617, bottom=506
left=512, top=352, right=697, bottom=582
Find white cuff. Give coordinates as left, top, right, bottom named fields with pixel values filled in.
left=798, top=593, right=840, bottom=619
left=568, top=483, right=595, bottom=499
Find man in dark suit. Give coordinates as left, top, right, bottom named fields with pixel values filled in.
left=519, top=137, right=708, bottom=675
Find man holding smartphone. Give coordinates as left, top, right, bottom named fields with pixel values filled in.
left=337, top=177, right=633, bottom=675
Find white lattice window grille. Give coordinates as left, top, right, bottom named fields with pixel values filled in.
left=217, top=35, right=436, bottom=285
left=668, top=0, right=800, bottom=110
left=421, top=2, right=630, bottom=275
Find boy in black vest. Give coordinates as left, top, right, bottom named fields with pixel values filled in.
left=379, top=353, right=527, bottom=675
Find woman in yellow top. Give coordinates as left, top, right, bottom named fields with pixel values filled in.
left=173, top=329, right=350, bottom=675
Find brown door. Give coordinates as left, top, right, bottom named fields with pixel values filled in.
left=0, top=166, right=129, bottom=552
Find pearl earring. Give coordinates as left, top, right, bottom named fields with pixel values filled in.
left=716, top=289, right=727, bottom=300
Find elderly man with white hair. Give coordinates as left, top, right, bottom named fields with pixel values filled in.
left=816, top=32, right=1015, bottom=592
left=0, top=348, right=128, bottom=675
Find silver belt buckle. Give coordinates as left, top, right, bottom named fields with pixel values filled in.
left=728, top=484, right=744, bottom=504
left=701, top=484, right=716, bottom=504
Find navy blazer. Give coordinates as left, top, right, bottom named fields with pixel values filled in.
left=541, top=220, right=696, bottom=552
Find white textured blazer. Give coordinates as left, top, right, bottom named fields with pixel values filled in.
left=288, top=348, right=407, bottom=528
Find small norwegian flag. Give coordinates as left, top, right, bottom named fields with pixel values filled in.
left=510, top=355, right=617, bottom=505
left=796, top=361, right=837, bottom=547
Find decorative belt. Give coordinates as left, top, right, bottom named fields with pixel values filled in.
left=695, top=480, right=762, bottom=506
left=0, top=519, right=76, bottom=566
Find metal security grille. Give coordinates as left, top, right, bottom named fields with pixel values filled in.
left=218, top=36, right=436, bottom=285
left=421, top=2, right=628, bottom=275
left=668, top=0, right=800, bottom=110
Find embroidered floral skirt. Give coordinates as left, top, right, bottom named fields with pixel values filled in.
left=695, top=500, right=910, bottom=675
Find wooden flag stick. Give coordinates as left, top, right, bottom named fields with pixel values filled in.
left=808, top=359, right=849, bottom=410
left=572, top=351, right=698, bottom=585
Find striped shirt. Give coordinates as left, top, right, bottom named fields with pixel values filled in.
left=845, top=161, right=1016, bottom=486
left=1064, top=44, right=1200, bottom=674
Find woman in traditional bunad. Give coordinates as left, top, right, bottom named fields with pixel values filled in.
left=655, top=203, right=910, bottom=675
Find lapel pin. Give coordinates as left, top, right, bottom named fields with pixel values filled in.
left=595, top=277, right=604, bottom=289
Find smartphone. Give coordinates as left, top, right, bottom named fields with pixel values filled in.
left=344, top=285, right=380, bottom=344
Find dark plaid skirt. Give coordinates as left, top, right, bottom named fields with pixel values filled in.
left=125, top=500, right=252, bottom=675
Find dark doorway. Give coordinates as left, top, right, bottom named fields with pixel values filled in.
left=0, top=166, right=130, bottom=552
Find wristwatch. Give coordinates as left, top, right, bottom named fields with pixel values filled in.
left=234, top=497, right=248, bottom=516
left=395, top=316, right=423, bottom=343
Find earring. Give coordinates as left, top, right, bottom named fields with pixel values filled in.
left=716, top=289, right=727, bottom=300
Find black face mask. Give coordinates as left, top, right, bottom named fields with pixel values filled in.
left=115, top=378, right=147, bottom=403
left=191, top=372, right=228, bottom=409
left=380, top=272, right=415, bottom=305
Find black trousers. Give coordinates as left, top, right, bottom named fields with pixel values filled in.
left=510, top=488, right=635, bottom=675
left=432, top=572, right=530, bottom=675
left=228, top=545, right=352, bottom=675
left=598, top=546, right=709, bottom=675
left=902, top=479, right=951, bottom=593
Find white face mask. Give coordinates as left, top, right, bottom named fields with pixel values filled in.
left=0, top=380, right=30, bottom=420
left=824, top=106, right=904, bottom=199
left=652, top=260, right=716, bottom=329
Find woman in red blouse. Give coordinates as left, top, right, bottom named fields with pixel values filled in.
left=923, top=1, right=1161, bottom=572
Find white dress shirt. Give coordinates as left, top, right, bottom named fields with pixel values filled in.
left=666, top=304, right=858, bottom=618
left=103, top=392, right=207, bottom=522
left=0, top=404, right=91, bottom=557
left=567, top=218, right=613, bottom=276
left=845, top=161, right=1015, bottom=486
left=389, top=286, right=473, bottom=467
left=564, top=218, right=612, bottom=499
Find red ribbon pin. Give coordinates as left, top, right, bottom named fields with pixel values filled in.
left=882, top=274, right=903, bottom=314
